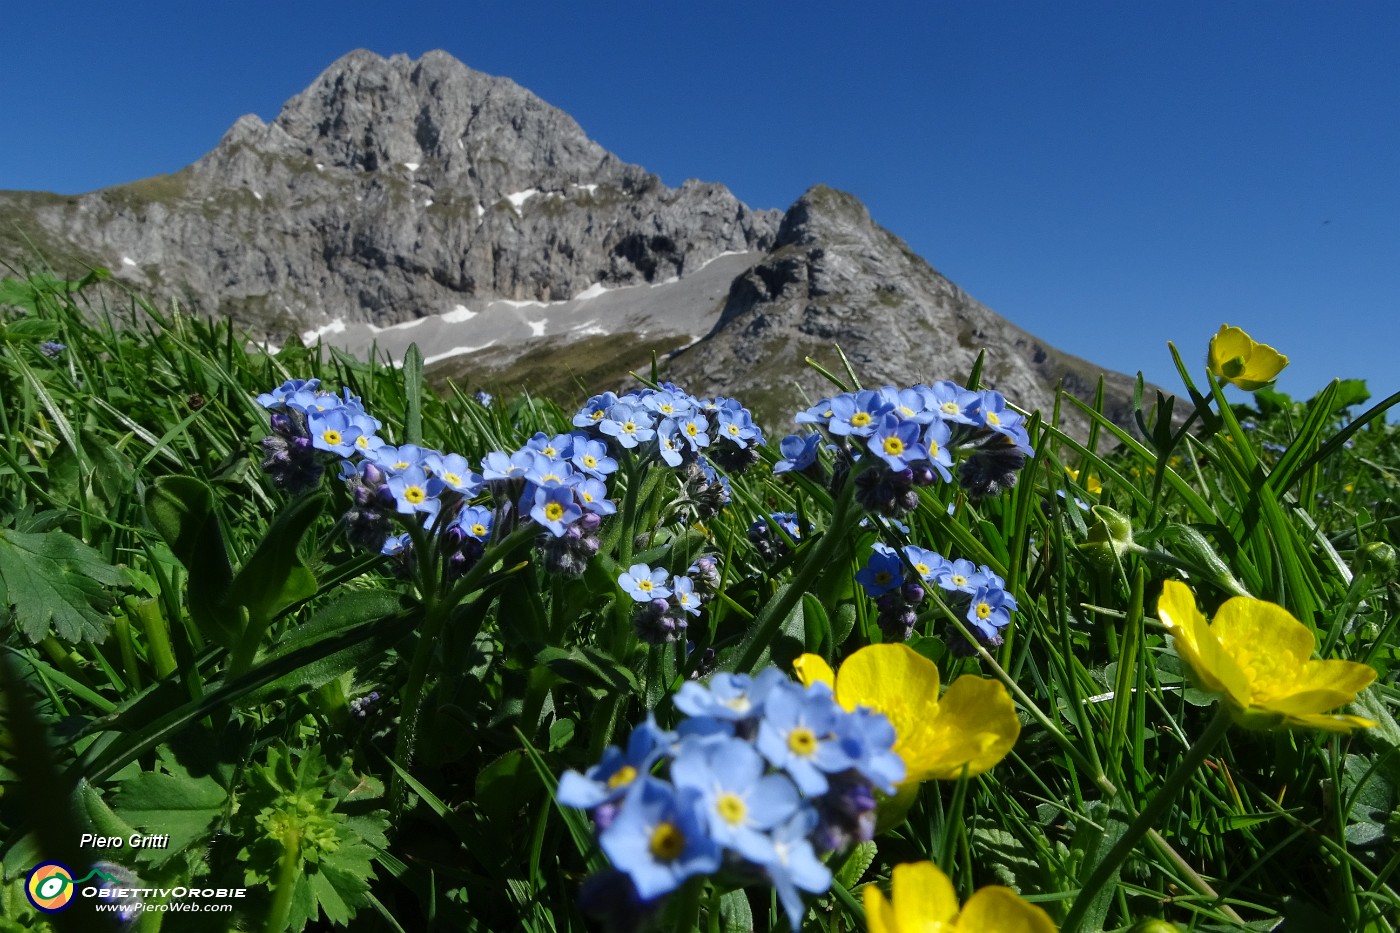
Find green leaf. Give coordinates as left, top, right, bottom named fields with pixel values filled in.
left=1252, top=386, right=1293, bottom=415
left=0, top=527, right=124, bottom=643
left=403, top=343, right=424, bottom=446
left=535, top=645, right=640, bottom=697
left=115, top=767, right=228, bottom=865
left=229, top=491, right=325, bottom=630
left=1312, top=378, right=1369, bottom=413
left=144, top=475, right=238, bottom=647
left=718, top=888, right=755, bottom=933
left=833, top=839, right=878, bottom=890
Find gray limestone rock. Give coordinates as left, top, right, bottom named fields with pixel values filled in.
left=665, top=185, right=1139, bottom=432
left=0, top=50, right=1143, bottom=433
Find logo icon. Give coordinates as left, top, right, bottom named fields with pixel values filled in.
left=25, top=862, right=76, bottom=912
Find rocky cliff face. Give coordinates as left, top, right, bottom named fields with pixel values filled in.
left=0, top=50, right=779, bottom=337
left=0, top=49, right=1139, bottom=432
left=666, top=186, right=1138, bottom=428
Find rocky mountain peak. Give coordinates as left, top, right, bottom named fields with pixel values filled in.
left=0, top=51, right=1140, bottom=434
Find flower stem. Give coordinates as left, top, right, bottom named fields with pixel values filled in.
left=1061, top=703, right=1234, bottom=933
left=263, top=827, right=302, bottom=933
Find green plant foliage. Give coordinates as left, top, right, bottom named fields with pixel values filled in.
left=0, top=526, right=125, bottom=643
left=235, top=744, right=389, bottom=932
left=0, top=273, right=1397, bottom=933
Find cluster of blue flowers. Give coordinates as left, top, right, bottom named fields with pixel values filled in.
left=618, top=556, right=721, bottom=644
left=857, top=542, right=1019, bottom=648
left=558, top=669, right=903, bottom=930
left=255, top=378, right=759, bottom=580
left=774, top=382, right=1035, bottom=514
left=349, top=690, right=382, bottom=718
left=571, top=383, right=764, bottom=523
left=256, top=379, right=499, bottom=577
left=748, top=512, right=802, bottom=563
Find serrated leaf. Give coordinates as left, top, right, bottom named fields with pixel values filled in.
left=833, top=839, right=878, bottom=889
left=115, top=768, right=228, bottom=863
left=0, top=527, right=124, bottom=643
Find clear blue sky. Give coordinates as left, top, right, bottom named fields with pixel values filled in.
left=3, top=1, right=1397, bottom=411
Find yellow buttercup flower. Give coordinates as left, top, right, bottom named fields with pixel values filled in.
left=865, top=861, right=1057, bottom=933
left=794, top=644, right=1019, bottom=785
left=1207, top=324, right=1289, bottom=391
left=1156, top=581, right=1376, bottom=732
left=1065, top=467, right=1102, bottom=495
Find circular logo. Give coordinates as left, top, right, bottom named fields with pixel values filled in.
left=26, top=862, right=76, bottom=912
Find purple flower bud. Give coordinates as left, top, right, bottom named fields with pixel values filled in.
left=361, top=463, right=385, bottom=486
left=902, top=582, right=925, bottom=604
left=578, top=511, right=602, bottom=533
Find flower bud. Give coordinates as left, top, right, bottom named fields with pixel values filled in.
left=1356, top=541, right=1397, bottom=578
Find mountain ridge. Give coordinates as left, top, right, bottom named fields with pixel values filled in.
left=0, top=49, right=1140, bottom=432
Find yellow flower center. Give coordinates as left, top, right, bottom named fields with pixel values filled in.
left=471, top=523, right=487, bottom=537
left=356, top=436, right=372, bottom=449
left=544, top=502, right=565, bottom=521
left=787, top=727, right=818, bottom=757
left=722, top=695, right=751, bottom=713
left=582, top=490, right=594, bottom=503
left=649, top=822, right=686, bottom=862
left=591, top=409, right=605, bottom=421
left=914, top=563, right=931, bottom=577
left=1232, top=646, right=1293, bottom=700
left=623, top=421, right=637, bottom=434
left=727, top=425, right=740, bottom=435
left=686, top=423, right=699, bottom=436
left=443, top=472, right=462, bottom=487
left=986, top=411, right=1001, bottom=426
left=941, top=401, right=960, bottom=415
left=900, top=405, right=915, bottom=416
left=404, top=485, right=426, bottom=504
left=976, top=602, right=992, bottom=619
left=394, top=460, right=410, bottom=470
left=951, top=574, right=967, bottom=588
left=850, top=412, right=872, bottom=428
left=543, top=446, right=556, bottom=457
left=606, top=765, right=638, bottom=790
left=583, top=454, right=598, bottom=468
left=883, top=436, right=904, bottom=456
left=716, top=793, right=747, bottom=826
left=638, top=579, right=653, bottom=592
left=660, top=403, right=675, bottom=414
left=322, top=429, right=343, bottom=446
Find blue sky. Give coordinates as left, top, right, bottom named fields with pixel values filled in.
left=3, top=1, right=1397, bottom=411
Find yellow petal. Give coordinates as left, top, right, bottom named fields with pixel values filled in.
left=1157, top=582, right=1251, bottom=707
left=1256, top=659, right=1377, bottom=716
left=1241, top=343, right=1288, bottom=386
left=892, top=862, right=961, bottom=930
left=1212, top=596, right=1314, bottom=666
left=957, top=886, right=1059, bottom=933
left=1208, top=325, right=1253, bottom=374
left=864, top=882, right=898, bottom=933
left=834, top=645, right=941, bottom=774
left=1278, top=711, right=1378, bottom=733
left=793, top=653, right=835, bottom=691
left=914, top=676, right=1020, bottom=783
